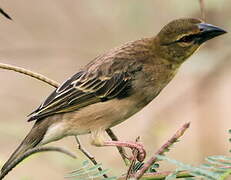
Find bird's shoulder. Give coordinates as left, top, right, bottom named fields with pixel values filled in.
left=84, top=37, right=154, bottom=75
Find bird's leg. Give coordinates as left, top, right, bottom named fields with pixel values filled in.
left=103, top=141, right=145, bottom=162
left=91, top=130, right=146, bottom=162
left=106, top=129, right=130, bottom=166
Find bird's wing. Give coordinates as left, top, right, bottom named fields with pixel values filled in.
left=28, top=68, right=135, bottom=121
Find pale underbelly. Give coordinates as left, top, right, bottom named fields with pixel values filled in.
left=64, top=96, right=147, bottom=135
left=41, top=89, right=158, bottom=145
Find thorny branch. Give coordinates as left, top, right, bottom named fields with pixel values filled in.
left=134, top=122, right=191, bottom=179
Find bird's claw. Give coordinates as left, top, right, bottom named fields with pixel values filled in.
left=128, top=143, right=146, bottom=162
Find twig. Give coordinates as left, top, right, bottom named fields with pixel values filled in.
left=199, top=0, right=205, bottom=21
left=0, top=146, right=76, bottom=180
left=117, top=170, right=193, bottom=180
left=134, top=122, right=190, bottom=179
left=75, top=136, right=108, bottom=178
left=0, top=63, right=59, bottom=88
left=0, top=7, right=12, bottom=20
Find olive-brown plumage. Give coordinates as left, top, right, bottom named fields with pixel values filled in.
left=1, top=18, right=226, bottom=178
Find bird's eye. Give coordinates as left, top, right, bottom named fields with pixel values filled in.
left=178, top=34, right=196, bottom=43
left=175, top=34, right=198, bottom=47
left=161, top=34, right=198, bottom=46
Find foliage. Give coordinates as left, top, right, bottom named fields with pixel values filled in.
left=67, top=129, right=231, bottom=180
left=65, top=160, right=116, bottom=180
left=154, top=129, right=231, bottom=180
left=157, top=155, right=231, bottom=180
left=132, top=162, right=160, bottom=174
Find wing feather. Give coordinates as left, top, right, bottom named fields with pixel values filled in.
left=28, top=70, right=132, bottom=121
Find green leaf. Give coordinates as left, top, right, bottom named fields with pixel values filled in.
left=65, top=170, right=89, bottom=178
left=157, top=155, right=220, bottom=180
left=165, top=171, right=177, bottom=180
left=209, top=155, right=231, bottom=161
left=69, top=160, right=90, bottom=174
left=206, top=156, right=231, bottom=166
left=89, top=169, right=109, bottom=178
left=104, top=177, right=117, bottom=180
left=82, top=160, right=90, bottom=166
left=65, top=160, right=117, bottom=180
left=199, top=164, right=227, bottom=173
left=133, top=162, right=144, bottom=172
left=148, top=163, right=159, bottom=173
left=87, top=163, right=103, bottom=171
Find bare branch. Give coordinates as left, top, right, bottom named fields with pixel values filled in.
left=134, top=122, right=191, bottom=179
left=0, top=7, right=12, bottom=20
left=0, top=63, right=59, bottom=88
left=75, top=136, right=108, bottom=178
left=0, top=146, right=76, bottom=180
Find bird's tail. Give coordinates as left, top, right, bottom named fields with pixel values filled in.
left=1, top=122, right=48, bottom=174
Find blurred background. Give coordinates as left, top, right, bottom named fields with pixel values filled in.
left=0, top=0, right=230, bottom=179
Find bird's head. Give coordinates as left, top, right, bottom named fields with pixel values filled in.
left=155, top=18, right=227, bottom=63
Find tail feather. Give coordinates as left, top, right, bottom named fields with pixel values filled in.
left=1, top=122, right=48, bottom=173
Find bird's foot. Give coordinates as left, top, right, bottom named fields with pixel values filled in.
left=103, top=141, right=146, bottom=162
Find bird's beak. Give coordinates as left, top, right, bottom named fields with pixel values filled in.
left=196, top=23, right=227, bottom=44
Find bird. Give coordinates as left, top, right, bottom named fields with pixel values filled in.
left=1, top=18, right=226, bottom=176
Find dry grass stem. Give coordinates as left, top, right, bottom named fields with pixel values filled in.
left=199, top=0, right=206, bottom=20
